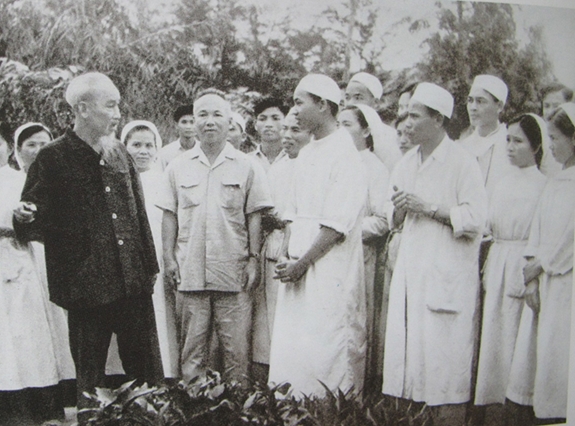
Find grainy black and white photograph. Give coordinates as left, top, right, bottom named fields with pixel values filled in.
left=0, top=0, right=574, bottom=425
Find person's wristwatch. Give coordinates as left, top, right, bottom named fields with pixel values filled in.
left=429, top=204, right=438, bottom=219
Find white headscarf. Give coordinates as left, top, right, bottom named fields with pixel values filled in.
left=120, top=120, right=162, bottom=148
left=13, top=122, right=52, bottom=171
left=353, top=104, right=386, bottom=147
left=526, top=113, right=547, bottom=160
left=559, top=102, right=575, bottom=128
left=526, top=113, right=548, bottom=144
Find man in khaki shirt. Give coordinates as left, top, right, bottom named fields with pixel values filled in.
left=157, top=92, right=272, bottom=385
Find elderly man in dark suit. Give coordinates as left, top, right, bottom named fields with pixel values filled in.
left=13, top=72, right=162, bottom=420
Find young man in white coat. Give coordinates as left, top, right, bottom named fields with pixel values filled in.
left=383, top=82, right=488, bottom=426
left=460, top=75, right=514, bottom=197
left=269, top=74, right=368, bottom=398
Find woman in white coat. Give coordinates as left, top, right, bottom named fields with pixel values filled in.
left=507, top=103, right=575, bottom=423
left=0, top=122, right=75, bottom=424
left=338, top=104, right=390, bottom=390
left=474, top=114, right=547, bottom=413
left=106, top=121, right=179, bottom=380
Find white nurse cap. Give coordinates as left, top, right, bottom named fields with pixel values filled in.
left=470, top=75, right=508, bottom=105
left=349, top=72, right=383, bottom=99
left=295, top=74, right=341, bottom=105
left=120, top=120, right=162, bottom=147
left=411, top=82, right=454, bottom=119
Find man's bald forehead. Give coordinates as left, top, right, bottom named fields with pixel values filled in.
left=65, top=72, right=119, bottom=107
left=193, top=94, right=231, bottom=115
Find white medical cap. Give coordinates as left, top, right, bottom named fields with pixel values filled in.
left=470, top=75, right=508, bottom=105
left=14, top=122, right=53, bottom=170
left=295, top=74, right=341, bottom=105
left=349, top=72, right=383, bottom=99
left=411, top=82, right=454, bottom=119
left=120, top=120, right=162, bottom=148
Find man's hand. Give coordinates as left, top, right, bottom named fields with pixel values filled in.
left=524, top=279, right=540, bottom=313
left=523, top=257, right=543, bottom=285
left=391, top=189, right=428, bottom=215
left=274, top=257, right=309, bottom=283
left=13, top=201, right=37, bottom=224
left=163, top=256, right=180, bottom=290
left=243, top=257, right=261, bottom=292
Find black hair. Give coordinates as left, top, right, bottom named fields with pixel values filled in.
left=541, top=82, right=574, bottom=103
left=254, top=97, right=290, bottom=117
left=308, top=93, right=340, bottom=118
left=0, top=122, right=12, bottom=149
left=548, top=107, right=575, bottom=139
left=424, top=106, right=450, bottom=128
left=394, top=112, right=408, bottom=128
left=507, top=114, right=543, bottom=168
left=340, top=105, right=374, bottom=151
left=15, top=124, right=52, bottom=150
left=173, top=105, right=194, bottom=122
left=124, top=125, right=157, bottom=147
left=399, top=82, right=418, bottom=98
left=485, top=91, right=500, bottom=103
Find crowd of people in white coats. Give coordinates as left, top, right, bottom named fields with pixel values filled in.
left=0, top=70, right=574, bottom=426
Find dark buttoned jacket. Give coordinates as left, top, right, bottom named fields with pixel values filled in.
left=15, top=129, right=159, bottom=310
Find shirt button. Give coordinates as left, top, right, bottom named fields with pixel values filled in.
left=100, top=159, right=105, bottom=166
left=105, top=186, right=111, bottom=193
left=112, top=213, right=117, bottom=219
left=118, top=239, right=124, bottom=246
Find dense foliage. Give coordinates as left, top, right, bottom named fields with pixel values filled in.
left=83, top=371, right=432, bottom=426
left=416, top=2, right=553, bottom=137
left=0, top=0, right=557, bottom=142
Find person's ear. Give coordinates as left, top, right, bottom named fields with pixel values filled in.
left=76, top=101, right=89, bottom=118
left=433, top=112, right=444, bottom=128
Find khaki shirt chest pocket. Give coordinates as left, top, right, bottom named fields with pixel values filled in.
left=221, top=179, right=245, bottom=211
left=179, top=178, right=202, bottom=209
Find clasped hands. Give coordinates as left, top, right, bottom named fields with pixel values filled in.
left=391, top=186, right=430, bottom=216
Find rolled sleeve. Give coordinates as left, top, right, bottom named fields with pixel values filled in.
left=318, top=219, right=347, bottom=235
left=319, top=158, right=367, bottom=237
left=450, top=158, right=487, bottom=239
left=362, top=215, right=388, bottom=240
left=245, top=161, right=274, bottom=215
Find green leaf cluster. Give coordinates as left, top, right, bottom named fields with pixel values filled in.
left=82, top=371, right=433, bottom=426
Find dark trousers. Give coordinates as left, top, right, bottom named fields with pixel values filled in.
left=67, top=294, right=162, bottom=420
